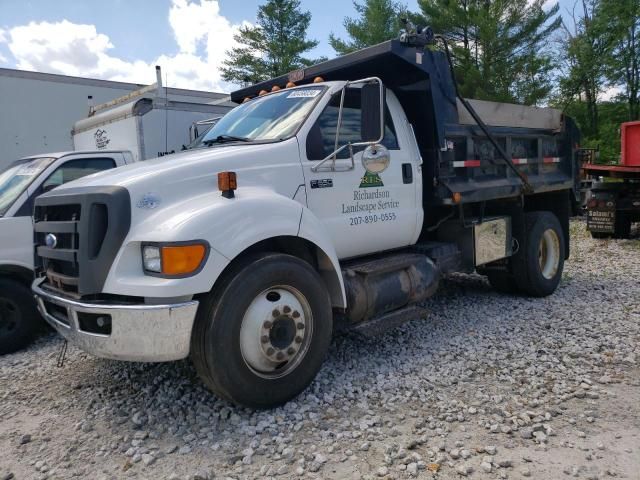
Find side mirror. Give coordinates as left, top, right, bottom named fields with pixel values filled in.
left=361, top=83, right=384, bottom=143
left=41, top=183, right=58, bottom=194
left=362, top=144, right=390, bottom=174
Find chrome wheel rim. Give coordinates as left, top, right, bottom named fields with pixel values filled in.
left=239, top=286, right=312, bottom=379
left=538, top=229, right=560, bottom=280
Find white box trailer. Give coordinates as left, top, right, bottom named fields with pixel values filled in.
left=73, top=97, right=232, bottom=162
left=72, top=68, right=234, bottom=162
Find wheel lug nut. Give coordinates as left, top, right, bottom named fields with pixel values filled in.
left=296, top=322, right=305, bottom=330
left=294, top=336, right=303, bottom=344
left=287, top=347, right=296, bottom=355
left=272, top=309, right=280, bottom=318
left=292, top=310, right=300, bottom=318
left=276, top=351, right=285, bottom=361
left=283, top=305, right=291, bottom=314
left=263, top=321, right=272, bottom=329
left=261, top=335, right=269, bottom=344
left=266, top=347, right=275, bottom=355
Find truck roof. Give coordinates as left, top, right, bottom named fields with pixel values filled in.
left=231, top=39, right=564, bottom=148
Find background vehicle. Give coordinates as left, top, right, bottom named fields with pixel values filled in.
left=72, top=71, right=233, bottom=162
left=32, top=30, right=581, bottom=408
left=183, top=117, right=223, bottom=150
left=0, top=151, right=132, bottom=354
left=583, top=121, right=640, bottom=238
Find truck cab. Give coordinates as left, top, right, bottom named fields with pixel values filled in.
left=32, top=37, right=581, bottom=408
left=0, top=150, right=132, bottom=354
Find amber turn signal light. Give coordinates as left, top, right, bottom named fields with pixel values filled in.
left=218, top=171, right=237, bottom=198
left=161, top=244, right=207, bottom=276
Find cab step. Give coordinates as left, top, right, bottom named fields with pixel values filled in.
left=349, top=305, right=429, bottom=338
left=411, top=241, right=462, bottom=274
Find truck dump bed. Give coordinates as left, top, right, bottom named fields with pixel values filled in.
left=231, top=39, right=580, bottom=206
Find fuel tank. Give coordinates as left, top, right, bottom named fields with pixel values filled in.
left=342, top=253, right=439, bottom=324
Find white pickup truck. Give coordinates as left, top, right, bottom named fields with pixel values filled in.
left=32, top=36, right=581, bottom=408
left=0, top=151, right=132, bottom=354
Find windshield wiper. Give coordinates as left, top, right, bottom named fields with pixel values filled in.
left=203, top=135, right=251, bottom=146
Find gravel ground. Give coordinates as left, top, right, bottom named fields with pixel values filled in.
left=1, top=219, right=639, bottom=480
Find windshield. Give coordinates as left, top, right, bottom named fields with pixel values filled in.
left=202, top=86, right=326, bottom=144
left=0, top=157, right=55, bottom=216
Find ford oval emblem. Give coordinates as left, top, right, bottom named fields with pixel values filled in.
left=137, top=193, right=161, bottom=210
left=45, top=233, right=58, bottom=249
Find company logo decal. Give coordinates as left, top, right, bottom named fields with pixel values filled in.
left=94, top=129, right=110, bottom=149
left=359, top=171, right=384, bottom=188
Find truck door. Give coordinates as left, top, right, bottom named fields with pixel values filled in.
left=301, top=87, right=420, bottom=259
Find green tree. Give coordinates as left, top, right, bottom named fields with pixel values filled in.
left=329, top=0, right=407, bottom=55
left=222, top=0, right=323, bottom=85
left=415, top=0, right=561, bottom=105
left=599, top=0, right=640, bottom=120
left=557, top=0, right=610, bottom=137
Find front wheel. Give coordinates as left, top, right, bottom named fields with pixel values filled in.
left=191, top=253, right=333, bottom=408
left=0, top=279, right=41, bottom=355
left=513, top=212, right=565, bottom=297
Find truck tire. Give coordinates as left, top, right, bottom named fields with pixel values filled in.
left=613, top=213, right=631, bottom=239
left=191, top=253, right=333, bottom=408
left=0, top=278, right=40, bottom=355
left=513, top=211, right=565, bottom=297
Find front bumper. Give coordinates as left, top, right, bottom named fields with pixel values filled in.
left=32, top=279, right=199, bottom=362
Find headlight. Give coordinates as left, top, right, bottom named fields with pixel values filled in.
left=142, top=242, right=209, bottom=277
left=143, top=246, right=162, bottom=273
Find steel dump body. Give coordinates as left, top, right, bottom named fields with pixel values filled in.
left=232, top=40, right=580, bottom=209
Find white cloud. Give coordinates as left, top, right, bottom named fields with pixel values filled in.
left=0, top=28, right=6, bottom=43
left=2, top=0, right=245, bottom=92
left=601, top=85, right=623, bottom=102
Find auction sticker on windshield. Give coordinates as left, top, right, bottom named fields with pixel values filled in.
left=287, top=89, right=321, bottom=99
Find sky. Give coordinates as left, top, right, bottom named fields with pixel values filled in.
left=0, top=0, right=571, bottom=94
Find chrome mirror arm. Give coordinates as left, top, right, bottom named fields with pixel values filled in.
left=310, top=77, right=385, bottom=173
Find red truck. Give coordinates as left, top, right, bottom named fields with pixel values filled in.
left=583, top=121, right=640, bottom=238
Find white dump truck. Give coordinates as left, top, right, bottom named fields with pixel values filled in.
left=32, top=32, right=582, bottom=407
left=0, top=151, right=132, bottom=354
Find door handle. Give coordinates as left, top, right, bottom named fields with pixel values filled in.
left=402, top=163, right=413, bottom=184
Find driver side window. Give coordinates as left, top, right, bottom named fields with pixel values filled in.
left=306, top=88, right=399, bottom=160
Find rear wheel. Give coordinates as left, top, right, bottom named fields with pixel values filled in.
left=613, top=212, right=631, bottom=239
left=0, top=279, right=41, bottom=355
left=513, top=212, right=565, bottom=297
left=191, top=253, right=333, bottom=408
